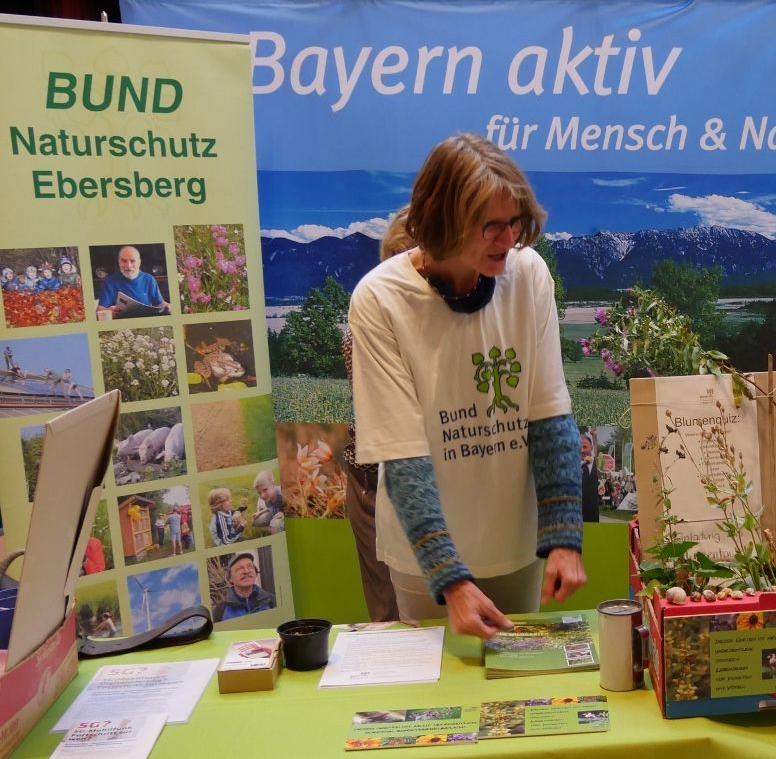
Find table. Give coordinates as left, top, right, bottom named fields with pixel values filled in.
left=12, top=625, right=776, bottom=758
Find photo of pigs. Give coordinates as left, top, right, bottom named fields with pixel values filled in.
left=113, top=407, right=187, bottom=486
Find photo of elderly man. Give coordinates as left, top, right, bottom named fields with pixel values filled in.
left=90, top=243, right=170, bottom=319
left=211, top=549, right=276, bottom=623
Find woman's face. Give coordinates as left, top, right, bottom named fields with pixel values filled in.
left=456, top=193, right=521, bottom=279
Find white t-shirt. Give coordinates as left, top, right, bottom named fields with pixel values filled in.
left=349, top=247, right=571, bottom=577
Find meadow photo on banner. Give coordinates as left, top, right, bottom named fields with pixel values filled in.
left=0, top=245, right=84, bottom=328
left=198, top=466, right=284, bottom=549
left=75, top=578, right=122, bottom=639
left=113, top=406, right=187, bottom=486
left=98, top=326, right=179, bottom=402
left=183, top=319, right=256, bottom=394
left=174, top=223, right=249, bottom=314
left=275, top=422, right=348, bottom=519
left=191, top=394, right=275, bottom=472
left=127, top=562, right=201, bottom=634
left=118, top=485, right=194, bottom=567
left=89, top=242, right=170, bottom=320
left=0, top=333, right=94, bottom=417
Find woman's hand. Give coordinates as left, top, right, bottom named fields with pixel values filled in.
left=442, top=579, right=513, bottom=639
left=541, top=548, right=587, bottom=605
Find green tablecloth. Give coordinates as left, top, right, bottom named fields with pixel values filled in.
left=12, top=625, right=776, bottom=758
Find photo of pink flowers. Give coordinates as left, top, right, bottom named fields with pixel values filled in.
left=174, top=223, right=249, bottom=313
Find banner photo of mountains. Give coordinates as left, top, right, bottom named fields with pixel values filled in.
left=121, top=0, right=776, bottom=538
left=260, top=169, right=776, bottom=428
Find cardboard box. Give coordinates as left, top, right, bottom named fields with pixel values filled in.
left=0, top=609, right=78, bottom=759
left=630, top=521, right=776, bottom=718
left=217, top=639, right=281, bottom=693
left=652, top=589, right=776, bottom=718
left=631, top=374, right=776, bottom=562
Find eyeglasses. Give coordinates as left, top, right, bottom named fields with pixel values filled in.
left=482, top=215, right=523, bottom=241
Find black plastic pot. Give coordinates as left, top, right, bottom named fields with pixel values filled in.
left=277, top=618, right=332, bottom=671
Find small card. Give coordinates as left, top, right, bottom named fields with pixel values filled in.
left=345, top=705, right=480, bottom=750
left=478, top=696, right=609, bottom=739
left=220, top=639, right=280, bottom=671
left=50, top=714, right=166, bottom=758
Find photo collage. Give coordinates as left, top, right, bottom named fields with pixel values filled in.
left=0, top=227, right=291, bottom=637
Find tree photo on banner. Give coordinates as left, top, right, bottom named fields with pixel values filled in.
left=0, top=15, right=294, bottom=634
left=118, top=0, right=776, bottom=617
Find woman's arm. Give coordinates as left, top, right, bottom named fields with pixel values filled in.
left=528, top=413, right=586, bottom=603
left=384, top=456, right=512, bottom=638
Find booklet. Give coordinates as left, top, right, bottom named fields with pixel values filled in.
left=345, top=705, right=480, bottom=750
left=50, top=714, right=166, bottom=758
left=53, top=659, right=218, bottom=732
left=114, top=291, right=165, bottom=318
left=479, top=696, right=609, bottom=739
left=484, top=612, right=598, bottom=678
left=319, top=627, right=444, bottom=688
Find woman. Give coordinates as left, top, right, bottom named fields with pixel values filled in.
left=349, top=134, right=586, bottom=639
left=342, top=208, right=412, bottom=622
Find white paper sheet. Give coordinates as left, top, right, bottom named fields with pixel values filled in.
left=50, top=714, right=166, bottom=758
left=318, top=626, right=445, bottom=688
left=53, top=659, right=218, bottom=732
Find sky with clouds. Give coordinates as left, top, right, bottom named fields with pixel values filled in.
left=257, top=171, right=776, bottom=243
left=129, top=562, right=201, bottom=632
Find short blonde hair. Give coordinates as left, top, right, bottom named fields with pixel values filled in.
left=380, top=206, right=414, bottom=261
left=406, top=133, right=546, bottom=261
left=208, top=487, right=231, bottom=511
left=253, top=470, right=274, bottom=490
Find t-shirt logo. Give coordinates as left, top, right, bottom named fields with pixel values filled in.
left=472, top=346, right=521, bottom=416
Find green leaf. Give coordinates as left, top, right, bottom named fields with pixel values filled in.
left=506, top=375, right=519, bottom=388
left=657, top=540, right=698, bottom=560
left=472, top=353, right=484, bottom=366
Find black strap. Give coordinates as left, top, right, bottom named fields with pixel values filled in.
left=78, top=605, right=213, bottom=659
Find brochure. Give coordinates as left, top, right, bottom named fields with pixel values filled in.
left=478, top=696, right=609, bottom=738
left=484, top=612, right=598, bottom=678
left=53, top=659, right=218, bottom=732
left=345, top=705, right=480, bottom=750
left=50, top=714, right=166, bottom=758
left=320, top=626, right=444, bottom=688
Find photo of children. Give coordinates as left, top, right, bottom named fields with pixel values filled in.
left=98, top=326, right=179, bottom=402
left=75, top=578, right=122, bottom=638
left=127, top=562, right=201, bottom=634
left=207, top=547, right=276, bottom=623
left=119, top=486, right=194, bottom=567
left=190, top=394, right=275, bottom=472
left=0, top=334, right=94, bottom=418
left=89, top=243, right=170, bottom=319
left=183, top=320, right=257, bottom=394
left=174, top=223, right=249, bottom=314
left=112, top=407, right=186, bottom=486
left=578, top=425, right=636, bottom=524
left=275, top=422, right=348, bottom=519
left=81, top=500, right=114, bottom=575
left=198, top=468, right=284, bottom=548
left=0, top=246, right=85, bottom=327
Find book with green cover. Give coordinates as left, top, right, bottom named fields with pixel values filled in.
left=483, top=612, right=598, bottom=678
